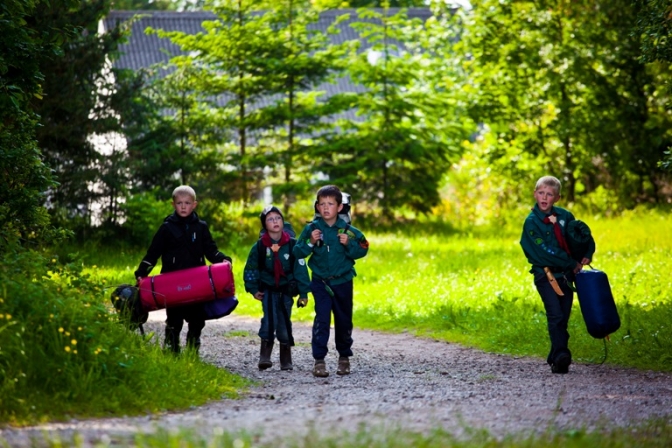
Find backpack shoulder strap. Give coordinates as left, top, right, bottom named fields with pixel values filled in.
left=257, top=239, right=266, bottom=272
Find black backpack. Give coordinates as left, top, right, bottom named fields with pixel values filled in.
left=110, top=284, right=148, bottom=335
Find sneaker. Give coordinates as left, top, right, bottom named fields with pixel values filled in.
left=313, top=359, right=329, bottom=378
left=336, top=356, right=350, bottom=375
left=551, top=353, right=571, bottom=374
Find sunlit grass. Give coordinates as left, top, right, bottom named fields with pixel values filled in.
left=83, top=210, right=672, bottom=372
left=6, top=417, right=672, bottom=447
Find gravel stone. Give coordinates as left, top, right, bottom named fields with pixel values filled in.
left=1, top=311, right=671, bottom=446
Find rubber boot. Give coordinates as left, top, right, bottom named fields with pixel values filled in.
left=186, top=330, right=201, bottom=354
left=165, top=326, right=180, bottom=354
left=258, top=339, right=274, bottom=370
left=279, top=343, right=293, bottom=371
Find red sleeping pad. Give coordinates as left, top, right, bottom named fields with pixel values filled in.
left=138, top=262, right=235, bottom=312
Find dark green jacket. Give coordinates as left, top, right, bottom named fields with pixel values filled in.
left=520, top=205, right=595, bottom=277
left=243, top=236, right=310, bottom=297
left=293, top=217, right=369, bottom=285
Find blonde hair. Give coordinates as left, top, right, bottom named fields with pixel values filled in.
left=535, top=176, right=561, bottom=195
left=172, top=185, right=197, bottom=201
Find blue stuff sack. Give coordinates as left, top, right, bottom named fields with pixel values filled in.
left=203, top=296, right=238, bottom=321
left=575, top=269, right=620, bottom=339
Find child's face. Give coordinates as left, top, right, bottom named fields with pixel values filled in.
left=172, top=193, right=197, bottom=218
left=264, top=212, right=283, bottom=233
left=534, top=185, right=559, bottom=214
left=316, top=195, right=343, bottom=224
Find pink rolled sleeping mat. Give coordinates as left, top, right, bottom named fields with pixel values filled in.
left=138, top=262, right=235, bottom=312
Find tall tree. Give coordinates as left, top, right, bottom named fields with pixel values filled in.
left=453, top=0, right=671, bottom=205
left=256, top=0, right=356, bottom=213
left=633, top=0, right=672, bottom=174
left=321, top=7, right=463, bottom=217
left=0, top=0, right=64, bottom=247
left=149, top=0, right=289, bottom=204
left=31, top=0, right=133, bottom=226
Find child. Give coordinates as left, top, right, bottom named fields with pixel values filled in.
left=243, top=205, right=310, bottom=371
left=293, top=185, right=369, bottom=377
left=134, top=185, right=232, bottom=354
left=520, top=176, right=594, bottom=374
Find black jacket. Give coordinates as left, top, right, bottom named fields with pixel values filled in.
left=134, top=212, right=231, bottom=278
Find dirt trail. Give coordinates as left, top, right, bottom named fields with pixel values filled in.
left=2, top=311, right=671, bottom=446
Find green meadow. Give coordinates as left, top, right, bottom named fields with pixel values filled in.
left=94, top=209, right=671, bottom=372
left=3, top=209, right=669, bottom=445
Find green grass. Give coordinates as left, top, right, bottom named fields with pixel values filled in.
left=83, top=210, right=672, bottom=372
left=1, top=210, right=670, bottom=444
left=347, top=211, right=672, bottom=372
left=6, top=417, right=672, bottom=447
left=0, top=250, right=250, bottom=425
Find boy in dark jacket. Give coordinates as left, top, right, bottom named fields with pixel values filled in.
left=243, top=206, right=310, bottom=371
left=135, top=185, right=232, bottom=354
left=293, top=185, right=369, bottom=377
left=520, top=176, right=594, bottom=374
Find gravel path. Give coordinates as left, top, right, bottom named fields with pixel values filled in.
left=2, top=311, right=672, bottom=446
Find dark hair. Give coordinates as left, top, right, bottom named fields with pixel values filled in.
left=259, top=205, right=284, bottom=231
left=316, top=185, right=342, bottom=204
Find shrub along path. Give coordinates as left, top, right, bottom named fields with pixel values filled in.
left=2, top=311, right=672, bottom=445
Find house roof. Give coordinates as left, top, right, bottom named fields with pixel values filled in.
left=103, top=9, right=433, bottom=72
left=102, top=8, right=433, bottom=121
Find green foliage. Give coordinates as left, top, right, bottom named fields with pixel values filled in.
left=0, top=250, right=248, bottom=424
left=7, top=415, right=672, bottom=447
left=261, top=210, right=669, bottom=372
left=0, top=0, right=62, bottom=249
left=33, top=0, right=136, bottom=227
left=321, top=6, right=467, bottom=218
left=453, top=0, right=672, bottom=205
left=120, top=188, right=174, bottom=245
left=634, top=0, right=672, bottom=64
left=253, top=1, right=356, bottom=214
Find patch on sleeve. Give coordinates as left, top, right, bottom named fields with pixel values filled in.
left=534, top=238, right=544, bottom=245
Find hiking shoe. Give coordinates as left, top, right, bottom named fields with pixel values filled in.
left=551, top=353, right=571, bottom=374
left=313, top=359, right=329, bottom=378
left=336, top=356, right=350, bottom=375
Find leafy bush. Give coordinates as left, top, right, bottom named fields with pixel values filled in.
left=0, top=250, right=247, bottom=425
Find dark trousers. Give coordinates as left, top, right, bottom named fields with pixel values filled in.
left=310, top=278, right=354, bottom=360
left=258, top=290, right=295, bottom=345
left=165, top=304, right=205, bottom=350
left=535, top=272, right=574, bottom=365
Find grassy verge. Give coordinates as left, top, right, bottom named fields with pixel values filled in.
left=0, top=250, right=250, bottom=425
left=349, top=210, right=672, bottom=371
left=86, top=210, right=672, bottom=372
left=6, top=417, right=672, bottom=447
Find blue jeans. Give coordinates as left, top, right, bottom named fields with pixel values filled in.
left=311, top=278, right=353, bottom=360
left=258, top=290, right=294, bottom=345
left=535, top=272, right=574, bottom=364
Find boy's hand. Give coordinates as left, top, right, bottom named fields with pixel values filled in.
left=580, top=257, right=591, bottom=266
left=573, top=262, right=583, bottom=274
left=253, top=291, right=264, bottom=301
left=338, top=233, right=349, bottom=245
left=310, top=229, right=322, bottom=245
left=297, top=297, right=308, bottom=308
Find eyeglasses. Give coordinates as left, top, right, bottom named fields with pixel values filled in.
left=266, top=216, right=282, bottom=222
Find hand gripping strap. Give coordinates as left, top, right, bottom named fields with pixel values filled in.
left=150, top=276, right=162, bottom=308
left=207, top=265, right=218, bottom=300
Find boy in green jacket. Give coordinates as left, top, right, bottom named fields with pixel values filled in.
left=520, top=176, right=594, bottom=374
left=243, top=206, right=310, bottom=371
left=294, top=185, right=369, bottom=378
